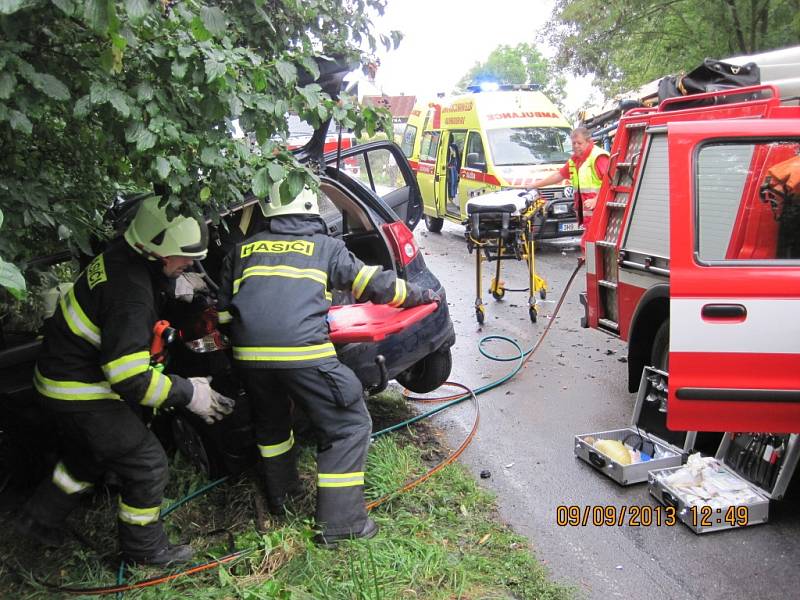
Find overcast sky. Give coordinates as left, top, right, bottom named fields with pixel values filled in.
left=365, top=0, right=598, bottom=115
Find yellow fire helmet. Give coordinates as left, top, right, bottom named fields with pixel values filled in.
left=124, top=196, right=209, bottom=260
left=260, top=185, right=320, bottom=218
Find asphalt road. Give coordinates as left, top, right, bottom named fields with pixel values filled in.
left=414, top=220, right=800, bottom=600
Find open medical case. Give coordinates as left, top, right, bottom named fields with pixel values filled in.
left=574, top=367, right=696, bottom=485
left=649, top=431, right=800, bottom=533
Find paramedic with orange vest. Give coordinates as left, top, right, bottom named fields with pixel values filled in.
left=531, top=127, right=609, bottom=250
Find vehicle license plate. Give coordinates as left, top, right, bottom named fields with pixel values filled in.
left=559, top=222, right=582, bottom=232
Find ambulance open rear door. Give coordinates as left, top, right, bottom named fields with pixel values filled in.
left=666, top=119, right=800, bottom=433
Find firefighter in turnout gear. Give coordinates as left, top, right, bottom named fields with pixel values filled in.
left=217, top=187, right=438, bottom=545
left=18, top=196, right=235, bottom=566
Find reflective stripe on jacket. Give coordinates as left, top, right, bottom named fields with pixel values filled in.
left=217, top=215, right=428, bottom=369
left=34, top=239, right=192, bottom=411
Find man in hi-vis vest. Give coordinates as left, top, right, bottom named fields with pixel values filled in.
left=531, top=127, right=609, bottom=252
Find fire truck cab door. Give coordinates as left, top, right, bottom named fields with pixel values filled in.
left=667, top=119, right=800, bottom=433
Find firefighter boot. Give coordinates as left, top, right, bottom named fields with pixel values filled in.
left=16, top=478, right=85, bottom=547
left=260, top=450, right=302, bottom=516
left=314, top=517, right=379, bottom=548
left=313, top=470, right=375, bottom=546
left=119, top=521, right=194, bottom=566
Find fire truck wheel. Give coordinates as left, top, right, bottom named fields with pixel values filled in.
left=529, top=306, right=537, bottom=323
left=476, top=305, right=485, bottom=325
left=651, top=319, right=670, bottom=371
left=424, top=215, right=444, bottom=233
left=492, top=287, right=505, bottom=300
left=539, top=288, right=547, bottom=300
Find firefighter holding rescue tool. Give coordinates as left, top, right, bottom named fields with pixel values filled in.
left=530, top=127, right=609, bottom=252
left=216, top=186, right=438, bottom=546
left=18, top=196, right=235, bottom=566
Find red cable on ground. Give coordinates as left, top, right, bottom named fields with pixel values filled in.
left=367, top=382, right=479, bottom=511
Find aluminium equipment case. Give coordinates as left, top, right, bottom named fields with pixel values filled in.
left=574, top=367, right=696, bottom=485
left=648, top=432, right=800, bottom=533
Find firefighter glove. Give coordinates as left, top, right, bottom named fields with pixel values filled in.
left=422, top=289, right=441, bottom=305
left=187, top=377, right=235, bottom=424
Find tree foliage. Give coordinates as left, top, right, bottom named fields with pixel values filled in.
left=544, top=0, right=800, bottom=96
left=454, top=43, right=566, bottom=103
left=0, top=0, right=398, bottom=291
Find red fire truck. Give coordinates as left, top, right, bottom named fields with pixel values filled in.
left=581, top=83, right=800, bottom=434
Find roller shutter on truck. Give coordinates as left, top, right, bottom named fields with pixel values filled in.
left=622, top=134, right=670, bottom=265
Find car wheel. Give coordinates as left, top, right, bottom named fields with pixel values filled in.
left=396, top=348, right=453, bottom=393
left=171, top=414, right=225, bottom=479
left=425, top=215, right=444, bottom=233
left=651, top=319, right=669, bottom=372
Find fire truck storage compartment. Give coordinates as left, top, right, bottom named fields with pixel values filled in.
left=574, top=367, right=696, bottom=485
left=648, top=433, right=800, bottom=533
left=620, top=133, right=671, bottom=272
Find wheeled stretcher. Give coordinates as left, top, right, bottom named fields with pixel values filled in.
left=464, top=189, right=548, bottom=324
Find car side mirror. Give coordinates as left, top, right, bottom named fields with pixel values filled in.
left=466, top=152, right=486, bottom=172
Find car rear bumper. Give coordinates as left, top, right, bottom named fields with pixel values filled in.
left=336, top=289, right=456, bottom=390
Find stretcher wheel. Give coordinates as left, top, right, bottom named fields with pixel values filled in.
left=529, top=306, right=537, bottom=323
left=476, top=305, right=485, bottom=325
left=539, top=288, right=547, bottom=300
left=489, top=277, right=505, bottom=301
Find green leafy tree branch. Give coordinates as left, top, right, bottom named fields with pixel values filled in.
left=454, top=43, right=566, bottom=105
left=0, top=0, right=399, bottom=281
left=543, top=0, right=800, bottom=96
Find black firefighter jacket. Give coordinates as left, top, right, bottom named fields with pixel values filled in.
left=34, top=239, right=193, bottom=412
left=217, top=215, right=429, bottom=369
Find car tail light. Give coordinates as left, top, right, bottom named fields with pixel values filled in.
left=181, top=307, right=230, bottom=353
left=382, top=221, right=418, bottom=267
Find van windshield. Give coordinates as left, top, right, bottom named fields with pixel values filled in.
left=487, top=127, right=572, bottom=166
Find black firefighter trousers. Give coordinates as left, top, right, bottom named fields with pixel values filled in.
left=25, top=403, right=171, bottom=558
left=239, top=360, right=371, bottom=537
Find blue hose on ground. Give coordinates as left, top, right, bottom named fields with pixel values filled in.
left=370, top=335, right=528, bottom=438
left=373, top=258, right=584, bottom=438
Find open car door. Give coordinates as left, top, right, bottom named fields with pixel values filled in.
left=325, top=140, right=423, bottom=231
left=667, top=119, right=800, bottom=432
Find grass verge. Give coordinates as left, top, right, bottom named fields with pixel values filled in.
left=0, top=390, right=573, bottom=599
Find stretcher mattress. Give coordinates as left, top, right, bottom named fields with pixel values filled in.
left=465, top=189, right=536, bottom=215
left=327, top=302, right=437, bottom=343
